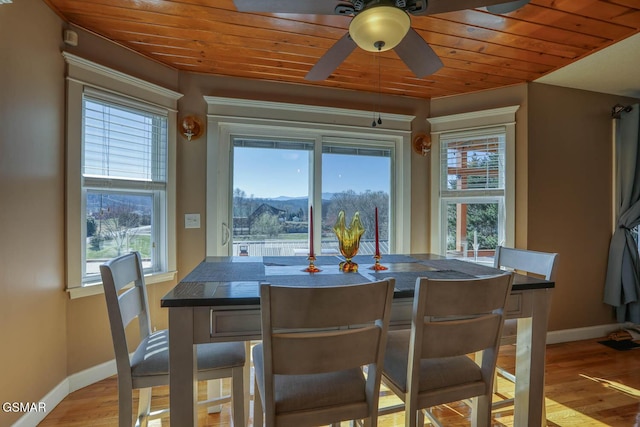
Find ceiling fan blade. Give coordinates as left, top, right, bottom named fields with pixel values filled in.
left=420, top=0, right=528, bottom=15
left=486, top=0, right=530, bottom=13
left=305, top=33, right=357, bottom=81
left=394, top=28, right=443, bottom=78
left=233, top=0, right=346, bottom=15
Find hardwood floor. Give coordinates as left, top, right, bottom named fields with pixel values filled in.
left=39, top=338, right=640, bottom=426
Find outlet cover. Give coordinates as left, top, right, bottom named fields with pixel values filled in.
left=184, top=213, right=201, bottom=229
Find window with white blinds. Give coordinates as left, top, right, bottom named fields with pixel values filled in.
left=440, top=127, right=505, bottom=197
left=437, top=127, right=507, bottom=262
left=429, top=106, right=518, bottom=263
left=64, top=53, right=180, bottom=296
left=83, top=90, right=167, bottom=185
left=81, top=90, right=169, bottom=283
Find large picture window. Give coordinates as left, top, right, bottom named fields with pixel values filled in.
left=205, top=97, right=412, bottom=257
left=229, top=137, right=393, bottom=257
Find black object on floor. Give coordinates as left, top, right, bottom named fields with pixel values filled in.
left=598, top=339, right=640, bottom=351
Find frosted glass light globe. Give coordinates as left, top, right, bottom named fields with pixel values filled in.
left=349, top=6, right=411, bottom=52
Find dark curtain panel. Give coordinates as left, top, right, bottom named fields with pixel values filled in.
left=604, top=104, right=640, bottom=323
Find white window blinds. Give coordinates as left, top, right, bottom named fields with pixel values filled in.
left=440, top=127, right=505, bottom=197
left=82, top=89, right=168, bottom=184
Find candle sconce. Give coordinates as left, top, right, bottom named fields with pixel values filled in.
left=179, top=115, right=204, bottom=142
left=412, top=133, right=431, bottom=156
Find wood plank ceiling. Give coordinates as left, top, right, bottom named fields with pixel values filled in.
left=45, top=0, right=640, bottom=99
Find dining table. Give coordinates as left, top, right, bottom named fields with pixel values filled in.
left=161, top=253, right=555, bottom=427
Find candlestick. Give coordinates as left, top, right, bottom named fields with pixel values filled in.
left=304, top=205, right=320, bottom=272
left=309, top=206, right=314, bottom=256
left=370, top=207, right=387, bottom=270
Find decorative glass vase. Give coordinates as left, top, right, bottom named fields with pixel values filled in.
left=333, top=211, right=365, bottom=272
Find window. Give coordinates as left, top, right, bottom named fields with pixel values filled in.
left=440, top=129, right=505, bottom=262
left=205, top=97, right=413, bottom=257
left=321, top=141, right=392, bottom=256
left=82, top=91, right=168, bottom=280
left=429, top=106, right=518, bottom=263
left=229, top=136, right=393, bottom=257
left=231, top=137, right=312, bottom=256
left=64, top=52, right=180, bottom=297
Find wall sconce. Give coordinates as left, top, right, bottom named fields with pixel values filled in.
left=412, top=133, right=431, bottom=156
left=179, top=115, right=204, bottom=141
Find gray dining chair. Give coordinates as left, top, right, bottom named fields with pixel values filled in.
left=380, top=273, right=514, bottom=427
left=492, top=246, right=558, bottom=410
left=99, top=251, right=245, bottom=427
left=252, top=279, right=395, bottom=427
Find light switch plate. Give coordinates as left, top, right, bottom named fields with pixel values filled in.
left=184, top=213, right=201, bottom=229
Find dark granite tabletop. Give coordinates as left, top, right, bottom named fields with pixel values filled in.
left=161, top=253, right=554, bottom=307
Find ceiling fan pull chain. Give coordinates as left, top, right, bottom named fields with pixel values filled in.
left=377, top=51, right=382, bottom=126
left=371, top=51, right=378, bottom=127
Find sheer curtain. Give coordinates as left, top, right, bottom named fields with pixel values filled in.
left=604, top=104, right=640, bottom=323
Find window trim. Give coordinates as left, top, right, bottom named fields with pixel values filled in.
left=428, top=106, right=519, bottom=255
left=63, top=52, right=181, bottom=298
left=204, top=96, right=414, bottom=257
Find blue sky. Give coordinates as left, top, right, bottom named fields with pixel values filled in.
left=233, top=147, right=390, bottom=198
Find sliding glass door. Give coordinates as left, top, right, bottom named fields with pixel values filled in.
left=230, top=136, right=393, bottom=257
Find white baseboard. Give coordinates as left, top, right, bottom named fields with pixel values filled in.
left=10, top=380, right=69, bottom=427
left=12, top=360, right=117, bottom=427
left=67, top=359, right=117, bottom=393
left=546, top=322, right=630, bottom=345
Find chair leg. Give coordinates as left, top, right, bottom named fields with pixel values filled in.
left=231, top=366, right=245, bottom=427
left=405, top=408, right=416, bottom=427
left=471, top=394, right=492, bottom=427
left=136, top=387, right=152, bottom=427
left=424, top=409, right=448, bottom=427
left=253, top=376, right=263, bottom=427
left=119, top=382, right=134, bottom=427
left=207, top=379, right=223, bottom=414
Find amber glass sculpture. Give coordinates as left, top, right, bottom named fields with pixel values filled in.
left=333, top=211, right=365, bottom=272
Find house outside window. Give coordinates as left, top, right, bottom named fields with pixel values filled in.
left=429, top=106, right=519, bottom=263
left=64, top=53, right=180, bottom=298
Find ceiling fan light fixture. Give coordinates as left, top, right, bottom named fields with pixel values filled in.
left=349, top=5, right=411, bottom=52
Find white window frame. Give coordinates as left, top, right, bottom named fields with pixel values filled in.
left=63, top=52, right=181, bottom=299
left=428, top=106, right=519, bottom=256
left=204, top=96, right=414, bottom=257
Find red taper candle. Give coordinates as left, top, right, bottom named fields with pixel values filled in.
left=375, top=207, right=380, bottom=256
left=309, top=205, right=314, bottom=257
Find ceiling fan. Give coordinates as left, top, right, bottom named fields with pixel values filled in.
left=233, top=0, right=530, bottom=81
